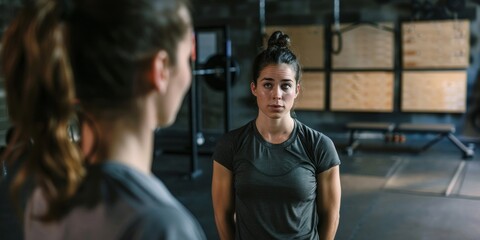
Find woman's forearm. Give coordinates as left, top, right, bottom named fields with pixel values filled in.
left=317, top=210, right=340, bottom=240
left=214, top=213, right=235, bottom=240
left=316, top=166, right=341, bottom=240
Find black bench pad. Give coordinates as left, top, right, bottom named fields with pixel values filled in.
left=346, top=122, right=395, bottom=132
left=396, top=123, right=455, bottom=134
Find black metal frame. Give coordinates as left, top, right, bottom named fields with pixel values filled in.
left=187, top=25, right=233, bottom=179
left=345, top=123, right=396, bottom=156
left=345, top=122, right=475, bottom=159
left=395, top=124, right=475, bottom=159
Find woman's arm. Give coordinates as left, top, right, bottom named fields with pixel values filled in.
left=316, top=165, right=341, bottom=240
left=212, top=161, right=235, bottom=240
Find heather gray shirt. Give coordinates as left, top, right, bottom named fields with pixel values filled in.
left=213, top=119, right=340, bottom=240
left=25, top=162, right=206, bottom=240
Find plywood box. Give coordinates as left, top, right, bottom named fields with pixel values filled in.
left=331, top=72, right=394, bottom=112
left=332, top=22, right=394, bottom=69
left=265, top=25, right=324, bottom=68
left=402, top=20, right=469, bottom=69
left=295, top=72, right=325, bottom=110
left=402, top=71, right=467, bottom=113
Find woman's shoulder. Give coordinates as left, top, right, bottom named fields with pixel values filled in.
left=104, top=164, right=206, bottom=239
left=294, top=120, right=340, bottom=170
left=295, top=120, right=326, bottom=139
left=295, top=120, right=337, bottom=148
left=128, top=205, right=206, bottom=239
left=91, top=163, right=179, bottom=205
left=55, top=162, right=180, bottom=215
left=75, top=163, right=205, bottom=238
left=26, top=171, right=206, bottom=240
left=218, top=120, right=255, bottom=141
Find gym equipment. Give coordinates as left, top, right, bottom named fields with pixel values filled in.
left=332, top=0, right=341, bottom=54
left=395, top=123, right=474, bottom=159
left=195, top=54, right=240, bottom=91
left=188, top=26, right=236, bottom=179
left=345, top=122, right=396, bottom=156
left=345, top=122, right=475, bottom=159
left=153, top=26, right=237, bottom=179
left=259, top=0, right=266, bottom=46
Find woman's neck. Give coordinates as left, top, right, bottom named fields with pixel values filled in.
left=83, top=108, right=155, bottom=174
left=255, top=114, right=295, bottom=144
left=105, top=121, right=153, bottom=174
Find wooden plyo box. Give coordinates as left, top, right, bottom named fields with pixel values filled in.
left=295, top=72, right=325, bottom=110
left=402, top=20, right=470, bottom=69
left=331, top=72, right=394, bottom=112
left=265, top=25, right=324, bottom=68
left=332, top=22, right=394, bottom=69
left=402, top=71, right=467, bottom=113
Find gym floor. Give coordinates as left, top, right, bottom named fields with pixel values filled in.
left=155, top=137, right=480, bottom=240
left=1, top=137, right=480, bottom=240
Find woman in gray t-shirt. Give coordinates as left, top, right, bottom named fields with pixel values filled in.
left=1, top=0, right=205, bottom=239
left=212, top=31, right=341, bottom=240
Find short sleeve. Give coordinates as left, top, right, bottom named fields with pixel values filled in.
left=212, top=133, right=235, bottom=171
left=314, top=134, right=341, bottom=174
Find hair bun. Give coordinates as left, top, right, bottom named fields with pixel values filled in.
left=267, top=31, right=291, bottom=50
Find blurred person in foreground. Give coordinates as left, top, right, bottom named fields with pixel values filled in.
left=1, top=0, right=206, bottom=239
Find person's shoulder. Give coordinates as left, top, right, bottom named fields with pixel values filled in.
left=295, top=120, right=337, bottom=147
left=77, top=163, right=178, bottom=207
left=218, top=120, right=254, bottom=141
left=77, top=166, right=206, bottom=239
left=229, top=120, right=254, bottom=135
left=295, top=120, right=325, bottom=139
left=126, top=205, right=206, bottom=240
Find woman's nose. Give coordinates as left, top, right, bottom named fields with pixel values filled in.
left=272, top=86, right=282, bottom=99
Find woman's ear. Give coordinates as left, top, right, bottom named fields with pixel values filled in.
left=295, top=83, right=300, bottom=98
left=250, top=82, right=257, bottom=97
left=150, top=50, right=170, bottom=94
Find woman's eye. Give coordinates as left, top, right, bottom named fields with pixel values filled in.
left=263, top=83, right=272, bottom=88
left=282, top=84, right=292, bottom=90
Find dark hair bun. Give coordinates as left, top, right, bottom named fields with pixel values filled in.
left=267, top=31, right=291, bottom=50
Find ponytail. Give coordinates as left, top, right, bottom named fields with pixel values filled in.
left=1, top=0, right=85, bottom=220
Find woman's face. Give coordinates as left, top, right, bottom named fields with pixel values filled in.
left=251, top=63, right=299, bottom=120
left=157, top=7, right=193, bottom=127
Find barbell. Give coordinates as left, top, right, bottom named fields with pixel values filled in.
left=193, top=54, right=240, bottom=91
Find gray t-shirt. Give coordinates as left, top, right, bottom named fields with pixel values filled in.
left=213, top=119, right=340, bottom=240
left=24, top=162, right=206, bottom=240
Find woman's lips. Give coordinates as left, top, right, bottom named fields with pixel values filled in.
left=268, top=104, right=284, bottom=110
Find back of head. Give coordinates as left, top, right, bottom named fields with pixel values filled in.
left=70, top=0, right=191, bottom=109
left=252, top=31, right=301, bottom=85
left=1, top=0, right=191, bottom=221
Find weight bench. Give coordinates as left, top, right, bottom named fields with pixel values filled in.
left=345, top=122, right=475, bottom=159
left=345, top=122, right=396, bottom=157
left=395, top=123, right=474, bottom=159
